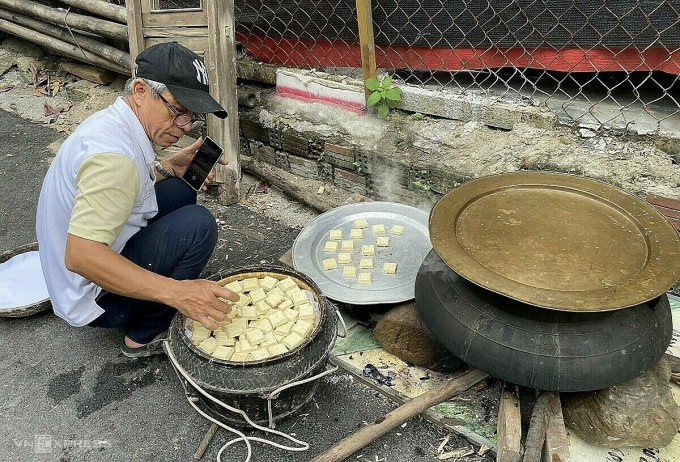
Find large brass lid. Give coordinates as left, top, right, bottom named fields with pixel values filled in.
left=429, top=171, right=680, bottom=312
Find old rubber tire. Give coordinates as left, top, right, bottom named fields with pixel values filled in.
left=415, top=250, right=673, bottom=392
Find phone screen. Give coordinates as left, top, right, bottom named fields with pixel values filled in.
left=182, top=137, right=224, bottom=191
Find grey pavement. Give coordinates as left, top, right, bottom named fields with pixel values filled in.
left=0, top=109, right=491, bottom=461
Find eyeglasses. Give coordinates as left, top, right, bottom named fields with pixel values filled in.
left=151, top=87, right=205, bottom=128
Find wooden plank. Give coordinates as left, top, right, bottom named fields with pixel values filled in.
left=355, top=0, right=376, bottom=99
left=126, top=0, right=144, bottom=64
left=206, top=0, right=240, bottom=205
left=59, top=62, right=116, bottom=85
left=141, top=27, right=208, bottom=39
left=145, top=36, right=209, bottom=51
left=142, top=10, right=207, bottom=28
left=521, top=392, right=555, bottom=462
left=543, top=393, right=570, bottom=462
left=496, top=383, right=521, bottom=462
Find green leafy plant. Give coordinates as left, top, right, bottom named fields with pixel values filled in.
left=365, top=76, right=402, bottom=118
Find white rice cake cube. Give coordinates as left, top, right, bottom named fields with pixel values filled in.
left=269, top=287, right=286, bottom=298
left=255, top=300, right=271, bottom=315
left=282, top=308, right=299, bottom=322
left=292, top=320, right=313, bottom=338
left=227, top=304, right=239, bottom=319
left=383, top=262, right=397, bottom=274
left=258, top=318, right=273, bottom=334
left=340, top=240, right=354, bottom=251
left=198, top=337, right=218, bottom=354
left=223, top=321, right=246, bottom=338
left=349, top=228, right=364, bottom=239
left=240, top=304, right=258, bottom=320
left=238, top=338, right=256, bottom=353
left=230, top=352, right=250, bottom=362
left=289, top=289, right=309, bottom=306
left=224, top=280, right=243, bottom=293
left=275, top=321, right=294, bottom=335
left=361, top=245, right=375, bottom=256
left=235, top=293, right=251, bottom=307
left=245, top=329, right=266, bottom=345
left=215, top=330, right=236, bottom=346
left=372, top=224, right=386, bottom=236
left=359, top=257, right=374, bottom=269
left=323, top=241, right=339, bottom=253
left=282, top=332, right=305, bottom=350
left=231, top=317, right=248, bottom=330
left=358, top=272, right=372, bottom=285
left=265, top=291, right=285, bottom=308
left=267, top=343, right=289, bottom=356
left=298, top=303, right=316, bottom=321
left=376, top=236, right=390, bottom=247
left=250, top=348, right=270, bottom=361
left=390, top=224, right=405, bottom=236
left=261, top=332, right=278, bottom=347
left=212, top=345, right=234, bottom=360
left=190, top=322, right=211, bottom=344
left=353, top=218, right=369, bottom=229
left=342, top=266, right=357, bottom=278
left=268, top=310, right=288, bottom=328
left=249, top=288, right=267, bottom=304
left=338, top=252, right=352, bottom=264
left=278, top=277, right=299, bottom=292
left=241, top=277, right=259, bottom=292
left=322, top=258, right=338, bottom=270
left=278, top=298, right=294, bottom=311
left=259, top=275, right=279, bottom=291
left=329, top=229, right=343, bottom=240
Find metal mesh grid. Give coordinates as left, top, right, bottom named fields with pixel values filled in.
left=155, top=0, right=680, bottom=134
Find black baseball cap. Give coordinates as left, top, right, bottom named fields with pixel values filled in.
left=134, top=42, right=228, bottom=119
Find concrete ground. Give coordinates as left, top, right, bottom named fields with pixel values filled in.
left=0, top=107, right=492, bottom=461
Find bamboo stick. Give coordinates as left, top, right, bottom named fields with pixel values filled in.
left=0, top=17, right=129, bottom=74
left=0, top=8, right=130, bottom=71
left=0, top=0, right=127, bottom=42
left=56, top=0, right=127, bottom=24
left=311, top=369, right=489, bottom=462
left=355, top=0, right=377, bottom=99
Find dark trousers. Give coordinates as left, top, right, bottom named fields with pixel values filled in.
left=89, top=178, right=217, bottom=344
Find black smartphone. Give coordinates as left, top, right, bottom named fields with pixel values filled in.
left=182, top=137, right=224, bottom=191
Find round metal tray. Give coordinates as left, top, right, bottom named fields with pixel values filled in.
left=429, top=171, right=680, bottom=312
left=292, top=202, right=431, bottom=304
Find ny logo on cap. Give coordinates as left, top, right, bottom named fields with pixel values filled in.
left=192, top=59, right=209, bottom=86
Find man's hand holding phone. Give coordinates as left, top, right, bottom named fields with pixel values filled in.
left=166, top=137, right=226, bottom=191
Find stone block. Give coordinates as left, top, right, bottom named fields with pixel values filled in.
left=288, top=154, right=319, bottom=180
left=249, top=141, right=275, bottom=164
left=333, top=168, right=367, bottom=195
left=240, top=118, right=269, bottom=144
left=373, top=303, right=463, bottom=372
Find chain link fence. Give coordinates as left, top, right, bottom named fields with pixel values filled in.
left=157, top=0, right=680, bottom=135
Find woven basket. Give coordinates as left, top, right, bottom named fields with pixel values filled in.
left=166, top=265, right=338, bottom=427
left=0, top=242, right=52, bottom=318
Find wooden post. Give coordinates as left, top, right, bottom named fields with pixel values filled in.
left=521, top=392, right=555, bottom=462
left=496, top=383, right=522, bottom=462
left=126, top=0, right=144, bottom=66
left=205, top=0, right=240, bottom=205
left=543, top=393, right=570, bottom=462
left=355, top=0, right=377, bottom=100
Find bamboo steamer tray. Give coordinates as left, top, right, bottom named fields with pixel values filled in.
left=165, top=265, right=338, bottom=427
left=0, top=242, right=52, bottom=318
